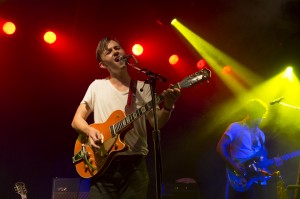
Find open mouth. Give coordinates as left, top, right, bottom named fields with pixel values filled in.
left=114, top=56, right=121, bottom=62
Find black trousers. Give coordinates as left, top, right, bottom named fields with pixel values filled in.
left=225, top=178, right=277, bottom=199
left=89, top=155, right=149, bottom=199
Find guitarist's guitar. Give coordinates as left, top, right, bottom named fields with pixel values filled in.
left=72, top=68, right=211, bottom=178
left=14, top=182, right=28, bottom=199
left=227, top=150, right=300, bottom=192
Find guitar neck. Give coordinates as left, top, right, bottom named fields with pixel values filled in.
left=111, top=83, right=184, bottom=136
left=110, top=69, right=210, bottom=136
left=280, top=150, right=300, bottom=162
left=259, top=150, right=300, bottom=168
left=112, top=93, right=164, bottom=136
left=14, top=182, right=27, bottom=199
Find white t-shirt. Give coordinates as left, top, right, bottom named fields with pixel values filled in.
left=81, top=78, right=152, bottom=156
left=225, top=122, right=265, bottom=161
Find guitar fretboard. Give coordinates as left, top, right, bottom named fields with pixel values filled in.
left=110, top=95, right=164, bottom=136
left=108, top=68, right=210, bottom=137
left=281, top=150, right=300, bottom=161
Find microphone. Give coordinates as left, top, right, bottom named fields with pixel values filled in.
left=115, top=54, right=132, bottom=62
left=270, top=97, right=284, bottom=105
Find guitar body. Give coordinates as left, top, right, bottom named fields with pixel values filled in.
left=73, top=110, right=133, bottom=178
left=226, top=160, right=271, bottom=192
left=227, top=150, right=300, bottom=192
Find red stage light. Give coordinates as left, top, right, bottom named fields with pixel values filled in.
left=169, top=54, right=179, bottom=65
left=197, top=59, right=206, bottom=69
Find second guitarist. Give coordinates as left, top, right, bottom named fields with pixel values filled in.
left=71, top=36, right=181, bottom=199
left=216, top=98, right=283, bottom=199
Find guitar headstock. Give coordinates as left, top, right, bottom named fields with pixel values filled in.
left=177, top=68, right=211, bottom=89
left=14, top=182, right=27, bottom=198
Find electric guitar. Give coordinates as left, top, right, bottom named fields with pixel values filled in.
left=72, top=68, right=211, bottom=178
left=227, top=150, right=300, bottom=192
left=14, top=182, right=28, bottom=199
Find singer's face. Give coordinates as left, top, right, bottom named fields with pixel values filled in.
left=101, top=40, right=126, bottom=67
left=249, top=117, right=262, bottom=126
left=247, top=112, right=264, bottom=127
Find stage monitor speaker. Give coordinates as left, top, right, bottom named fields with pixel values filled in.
left=172, top=183, right=200, bottom=199
left=51, top=178, right=90, bottom=199
left=162, top=180, right=200, bottom=199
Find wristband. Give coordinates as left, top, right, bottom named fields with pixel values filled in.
left=163, top=105, right=174, bottom=112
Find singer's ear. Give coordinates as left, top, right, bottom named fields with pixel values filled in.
left=99, top=62, right=107, bottom=69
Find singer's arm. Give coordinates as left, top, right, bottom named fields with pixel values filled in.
left=147, top=87, right=180, bottom=129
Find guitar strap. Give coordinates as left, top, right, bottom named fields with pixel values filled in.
left=125, top=79, right=137, bottom=114
left=259, top=135, right=264, bottom=149
left=251, top=127, right=264, bottom=152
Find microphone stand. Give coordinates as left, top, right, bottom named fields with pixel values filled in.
left=126, top=55, right=166, bottom=199
left=279, top=102, right=300, bottom=110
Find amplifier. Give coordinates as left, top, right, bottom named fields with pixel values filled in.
left=51, top=178, right=90, bottom=199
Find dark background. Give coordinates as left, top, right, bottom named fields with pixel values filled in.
left=1, top=0, right=300, bottom=198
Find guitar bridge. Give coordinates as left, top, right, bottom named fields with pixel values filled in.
left=72, top=144, right=96, bottom=171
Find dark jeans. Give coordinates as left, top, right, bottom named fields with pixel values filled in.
left=89, top=155, right=149, bottom=199
left=225, top=178, right=277, bottom=199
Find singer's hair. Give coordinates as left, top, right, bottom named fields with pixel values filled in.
left=96, top=36, right=120, bottom=63
left=245, top=98, right=268, bottom=119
